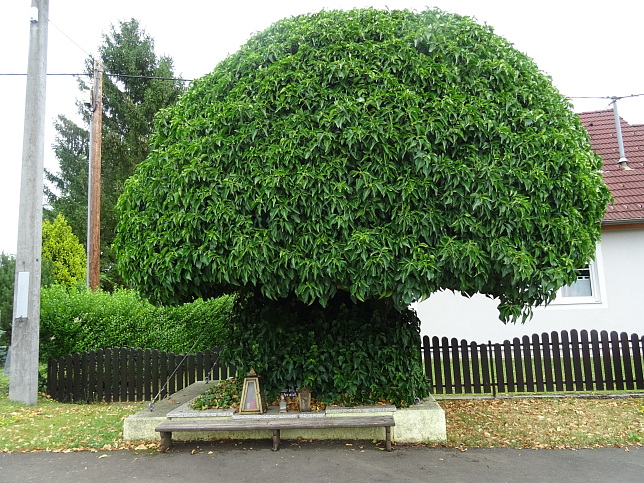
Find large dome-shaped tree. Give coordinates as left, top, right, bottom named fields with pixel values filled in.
left=114, top=8, right=610, bottom=404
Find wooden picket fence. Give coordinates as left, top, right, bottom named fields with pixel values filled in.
left=46, top=347, right=236, bottom=403
left=47, top=330, right=644, bottom=402
left=422, top=329, right=644, bottom=394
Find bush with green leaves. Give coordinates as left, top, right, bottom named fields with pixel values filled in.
left=0, top=252, right=15, bottom=345
left=114, top=9, right=610, bottom=404
left=40, top=285, right=233, bottom=361
left=42, top=214, right=86, bottom=288
left=222, top=292, right=428, bottom=406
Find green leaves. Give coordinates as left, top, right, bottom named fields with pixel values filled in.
left=114, top=8, right=610, bottom=323
left=41, top=214, right=86, bottom=288
left=39, top=285, right=234, bottom=361
left=221, top=293, right=430, bottom=406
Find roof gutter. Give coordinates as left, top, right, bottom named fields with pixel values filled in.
left=602, top=218, right=644, bottom=229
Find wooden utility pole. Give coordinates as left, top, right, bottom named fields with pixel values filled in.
left=10, top=0, right=49, bottom=405
left=87, top=60, right=103, bottom=290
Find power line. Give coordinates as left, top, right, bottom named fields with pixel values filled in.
left=48, top=17, right=93, bottom=60
left=0, top=73, right=86, bottom=76
left=106, top=73, right=193, bottom=82
left=570, top=93, right=644, bottom=100
left=0, top=72, right=193, bottom=82
left=5, top=17, right=644, bottom=101
left=0, top=72, right=642, bottom=98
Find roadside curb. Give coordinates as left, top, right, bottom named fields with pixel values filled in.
left=434, top=392, right=644, bottom=401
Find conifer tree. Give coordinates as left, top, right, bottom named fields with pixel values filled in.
left=46, top=19, right=185, bottom=288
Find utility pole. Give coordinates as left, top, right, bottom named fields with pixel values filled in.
left=10, top=0, right=49, bottom=405
left=87, top=60, right=103, bottom=290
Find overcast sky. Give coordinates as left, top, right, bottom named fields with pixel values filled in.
left=1, top=0, right=643, bottom=255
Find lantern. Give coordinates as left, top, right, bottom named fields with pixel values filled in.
left=239, top=369, right=267, bottom=415
left=298, top=386, right=311, bottom=412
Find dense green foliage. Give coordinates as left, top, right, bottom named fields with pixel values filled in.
left=0, top=253, right=15, bottom=345
left=45, top=116, right=89, bottom=245
left=113, top=9, right=610, bottom=406
left=39, top=285, right=233, bottom=361
left=115, top=8, right=609, bottom=322
left=41, top=214, right=86, bottom=287
left=221, top=292, right=429, bottom=406
left=46, top=19, right=185, bottom=289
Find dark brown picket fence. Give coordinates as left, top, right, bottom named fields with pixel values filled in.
left=46, top=347, right=236, bottom=403
left=422, top=329, right=644, bottom=394
left=47, top=330, right=644, bottom=402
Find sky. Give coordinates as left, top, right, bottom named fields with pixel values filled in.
left=1, top=0, right=644, bottom=256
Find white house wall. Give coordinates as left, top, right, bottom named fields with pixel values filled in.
left=415, top=228, right=644, bottom=344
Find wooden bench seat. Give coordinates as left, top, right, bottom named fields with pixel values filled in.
left=155, top=415, right=395, bottom=452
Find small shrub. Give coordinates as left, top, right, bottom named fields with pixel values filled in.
left=191, top=378, right=242, bottom=410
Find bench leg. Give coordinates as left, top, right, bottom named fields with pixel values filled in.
left=272, top=429, right=280, bottom=451
left=160, top=431, right=172, bottom=452
left=385, top=426, right=392, bottom=452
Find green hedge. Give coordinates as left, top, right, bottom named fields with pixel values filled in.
left=40, top=285, right=233, bottom=361
left=222, top=292, right=430, bottom=407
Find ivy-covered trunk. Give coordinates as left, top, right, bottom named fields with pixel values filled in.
left=222, top=292, right=430, bottom=407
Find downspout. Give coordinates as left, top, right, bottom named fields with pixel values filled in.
left=612, top=98, right=632, bottom=170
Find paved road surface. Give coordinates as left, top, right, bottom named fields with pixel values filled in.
left=1, top=441, right=642, bottom=482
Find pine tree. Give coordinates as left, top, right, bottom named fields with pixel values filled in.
left=46, top=18, right=185, bottom=289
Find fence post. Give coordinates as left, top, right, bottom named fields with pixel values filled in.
left=432, top=336, right=443, bottom=394
left=611, top=331, right=625, bottom=390
left=470, top=341, right=481, bottom=394
left=570, top=330, right=584, bottom=391
left=589, top=330, right=603, bottom=390
left=487, top=341, right=496, bottom=397
left=580, top=330, right=593, bottom=391
left=634, top=335, right=644, bottom=390
left=532, top=334, right=544, bottom=393
left=541, top=333, right=554, bottom=392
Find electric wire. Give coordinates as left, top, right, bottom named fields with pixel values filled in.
left=5, top=18, right=643, bottom=99
left=0, top=72, right=193, bottom=82
left=2, top=72, right=643, bottom=102
left=48, top=17, right=94, bottom=60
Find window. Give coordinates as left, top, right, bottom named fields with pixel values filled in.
left=560, top=265, right=593, bottom=298
left=550, top=258, right=603, bottom=305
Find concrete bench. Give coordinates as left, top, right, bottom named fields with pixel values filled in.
left=155, top=415, right=395, bottom=452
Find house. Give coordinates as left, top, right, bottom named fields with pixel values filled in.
left=416, top=109, right=644, bottom=343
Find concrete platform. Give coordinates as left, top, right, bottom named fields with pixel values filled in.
left=123, top=381, right=446, bottom=444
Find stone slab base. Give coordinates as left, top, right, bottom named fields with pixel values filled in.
left=123, top=382, right=446, bottom=444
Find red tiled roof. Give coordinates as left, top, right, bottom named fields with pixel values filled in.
left=578, top=110, right=644, bottom=224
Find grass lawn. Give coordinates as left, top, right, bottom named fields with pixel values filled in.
left=437, top=397, right=644, bottom=449
left=1, top=369, right=643, bottom=452
left=0, top=370, right=146, bottom=453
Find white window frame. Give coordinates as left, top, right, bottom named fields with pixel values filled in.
left=548, top=243, right=605, bottom=306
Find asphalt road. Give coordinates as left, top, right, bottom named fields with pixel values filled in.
left=1, top=441, right=642, bottom=482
